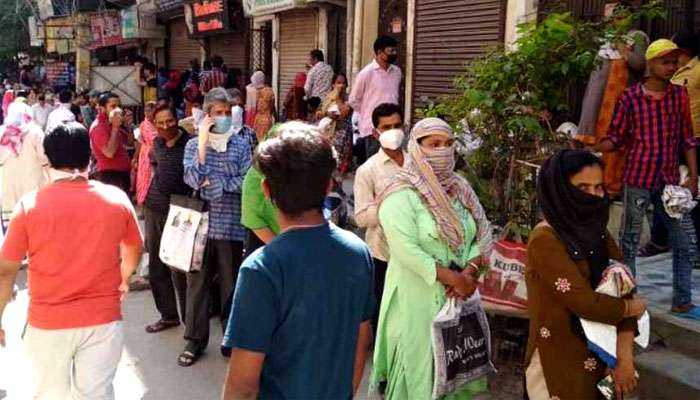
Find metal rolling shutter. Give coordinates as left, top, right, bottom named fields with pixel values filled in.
left=279, top=9, right=317, bottom=108
left=412, top=0, right=506, bottom=110
left=168, top=18, right=202, bottom=71
left=209, top=32, right=248, bottom=73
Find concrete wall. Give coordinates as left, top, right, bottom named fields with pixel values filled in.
left=504, top=0, right=538, bottom=48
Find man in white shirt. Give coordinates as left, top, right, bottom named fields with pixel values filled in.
left=349, top=36, right=402, bottom=165
left=304, top=49, right=334, bottom=101
left=353, top=103, right=405, bottom=334
left=45, top=90, right=76, bottom=133
left=31, top=93, right=54, bottom=131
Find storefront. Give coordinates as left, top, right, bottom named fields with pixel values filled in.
left=184, top=0, right=249, bottom=75
left=409, top=0, right=507, bottom=115
left=244, top=0, right=350, bottom=109
left=168, top=16, right=202, bottom=71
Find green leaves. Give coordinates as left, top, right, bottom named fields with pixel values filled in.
left=418, top=7, right=664, bottom=242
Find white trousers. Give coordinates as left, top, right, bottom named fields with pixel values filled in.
left=24, top=321, right=123, bottom=400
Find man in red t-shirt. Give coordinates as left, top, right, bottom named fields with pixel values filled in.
left=0, top=122, right=143, bottom=398
left=90, top=92, right=134, bottom=193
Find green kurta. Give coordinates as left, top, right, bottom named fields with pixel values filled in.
left=241, top=167, right=280, bottom=235
left=371, top=188, right=488, bottom=399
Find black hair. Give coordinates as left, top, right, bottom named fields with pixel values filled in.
left=372, top=103, right=403, bottom=128
left=673, top=30, right=699, bottom=58
left=98, top=92, right=119, bottom=107
left=374, top=35, right=398, bottom=54
left=44, top=122, right=91, bottom=170
left=153, top=103, right=175, bottom=119
left=332, top=72, right=347, bottom=84
left=560, top=150, right=604, bottom=181
left=310, top=49, right=325, bottom=62
left=193, top=94, right=204, bottom=105
left=211, top=56, right=224, bottom=68
left=203, top=60, right=212, bottom=70
left=307, top=97, right=322, bottom=110
left=16, top=90, right=28, bottom=98
left=256, top=127, right=336, bottom=217
left=38, top=94, right=45, bottom=102
left=144, top=63, right=157, bottom=74
left=58, top=90, right=72, bottom=104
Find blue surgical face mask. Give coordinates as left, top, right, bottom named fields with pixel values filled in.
left=212, top=116, right=232, bottom=134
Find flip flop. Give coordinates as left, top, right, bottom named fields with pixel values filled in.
left=145, top=319, right=180, bottom=333
left=672, top=305, right=700, bottom=321
left=178, top=350, right=199, bottom=367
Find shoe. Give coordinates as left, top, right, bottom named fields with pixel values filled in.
left=221, top=345, right=232, bottom=358
left=129, top=277, right=151, bottom=291
left=671, top=304, right=700, bottom=321
left=638, top=242, right=669, bottom=257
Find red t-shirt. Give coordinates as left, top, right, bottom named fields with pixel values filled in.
left=0, top=180, right=143, bottom=329
left=90, top=112, right=131, bottom=172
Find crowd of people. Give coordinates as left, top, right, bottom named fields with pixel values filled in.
left=0, top=3, right=698, bottom=397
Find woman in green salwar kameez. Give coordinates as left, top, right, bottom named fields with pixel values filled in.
left=370, top=118, right=494, bottom=399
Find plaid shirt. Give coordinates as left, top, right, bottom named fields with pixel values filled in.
left=608, top=83, right=697, bottom=189
left=183, top=135, right=252, bottom=241
left=200, top=68, right=226, bottom=94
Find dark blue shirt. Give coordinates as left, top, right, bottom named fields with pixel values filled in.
left=223, top=223, right=375, bottom=399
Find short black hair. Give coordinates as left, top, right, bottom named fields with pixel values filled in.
left=203, top=60, right=212, bottom=70
left=256, top=124, right=336, bottom=217
left=58, top=90, right=72, bottom=104
left=372, top=103, right=403, bottom=128
left=98, top=92, right=119, bottom=107
left=307, top=96, right=322, bottom=110
left=674, top=30, right=699, bottom=57
left=153, top=103, right=175, bottom=119
left=44, top=122, right=91, bottom=170
left=332, top=72, right=347, bottom=84
left=374, top=35, right=398, bottom=54
left=144, top=63, right=157, bottom=74
left=16, top=90, right=28, bottom=98
left=310, top=49, right=325, bottom=62
left=38, top=94, right=45, bottom=102
left=212, top=56, right=224, bottom=68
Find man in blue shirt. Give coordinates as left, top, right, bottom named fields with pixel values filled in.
left=181, top=87, right=252, bottom=366
left=222, top=122, right=375, bottom=399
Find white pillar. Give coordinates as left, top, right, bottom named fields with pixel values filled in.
left=318, top=6, right=328, bottom=55
left=404, top=0, right=416, bottom=123
left=352, top=0, right=364, bottom=80
left=272, top=15, right=280, bottom=102
left=346, top=0, right=355, bottom=82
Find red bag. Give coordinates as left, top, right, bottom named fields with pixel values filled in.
left=479, top=240, right=528, bottom=316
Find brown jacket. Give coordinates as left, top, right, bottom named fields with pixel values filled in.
left=525, top=225, right=636, bottom=399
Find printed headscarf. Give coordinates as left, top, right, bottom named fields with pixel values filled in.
left=379, top=117, right=493, bottom=260
left=0, top=101, right=34, bottom=158
left=246, top=71, right=266, bottom=112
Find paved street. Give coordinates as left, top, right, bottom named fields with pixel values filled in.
left=0, top=267, right=374, bottom=400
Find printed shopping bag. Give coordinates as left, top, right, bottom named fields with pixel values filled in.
left=159, top=194, right=209, bottom=273
left=431, top=293, right=496, bottom=398
left=479, top=240, right=528, bottom=316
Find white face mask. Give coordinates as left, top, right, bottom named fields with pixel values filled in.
left=46, top=168, right=89, bottom=183
left=231, top=106, right=243, bottom=133
left=192, top=107, right=204, bottom=128
left=378, top=128, right=405, bottom=150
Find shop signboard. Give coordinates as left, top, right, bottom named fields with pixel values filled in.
left=242, top=0, right=304, bottom=17
left=90, top=12, right=124, bottom=49
left=185, top=0, right=232, bottom=36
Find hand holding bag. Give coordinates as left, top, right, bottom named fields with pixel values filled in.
left=431, top=292, right=496, bottom=398
left=159, top=193, right=209, bottom=273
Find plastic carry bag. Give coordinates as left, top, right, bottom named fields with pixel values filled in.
left=159, top=194, right=209, bottom=273
left=431, top=292, right=496, bottom=398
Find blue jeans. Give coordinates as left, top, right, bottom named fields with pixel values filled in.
left=620, top=186, right=693, bottom=307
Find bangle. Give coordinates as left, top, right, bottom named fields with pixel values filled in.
left=467, top=262, right=480, bottom=275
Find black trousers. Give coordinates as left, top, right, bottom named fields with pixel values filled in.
left=144, top=207, right=187, bottom=322
left=184, top=239, right=244, bottom=347
left=244, top=229, right=265, bottom=259
left=95, top=170, right=131, bottom=194
left=372, top=257, right=388, bottom=337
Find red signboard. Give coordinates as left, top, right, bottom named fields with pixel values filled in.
left=90, top=13, right=124, bottom=49
left=187, top=0, right=230, bottom=36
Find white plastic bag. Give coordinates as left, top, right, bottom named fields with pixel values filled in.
left=431, top=292, right=496, bottom=398
left=159, top=195, right=209, bottom=273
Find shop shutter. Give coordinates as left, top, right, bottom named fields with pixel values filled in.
left=412, top=0, right=506, bottom=111
left=209, top=32, right=248, bottom=74
left=278, top=9, right=318, bottom=109
left=168, top=17, right=202, bottom=71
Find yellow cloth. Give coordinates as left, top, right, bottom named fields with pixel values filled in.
left=672, top=57, right=700, bottom=137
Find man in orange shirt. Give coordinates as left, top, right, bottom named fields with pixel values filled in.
left=0, top=122, right=143, bottom=399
